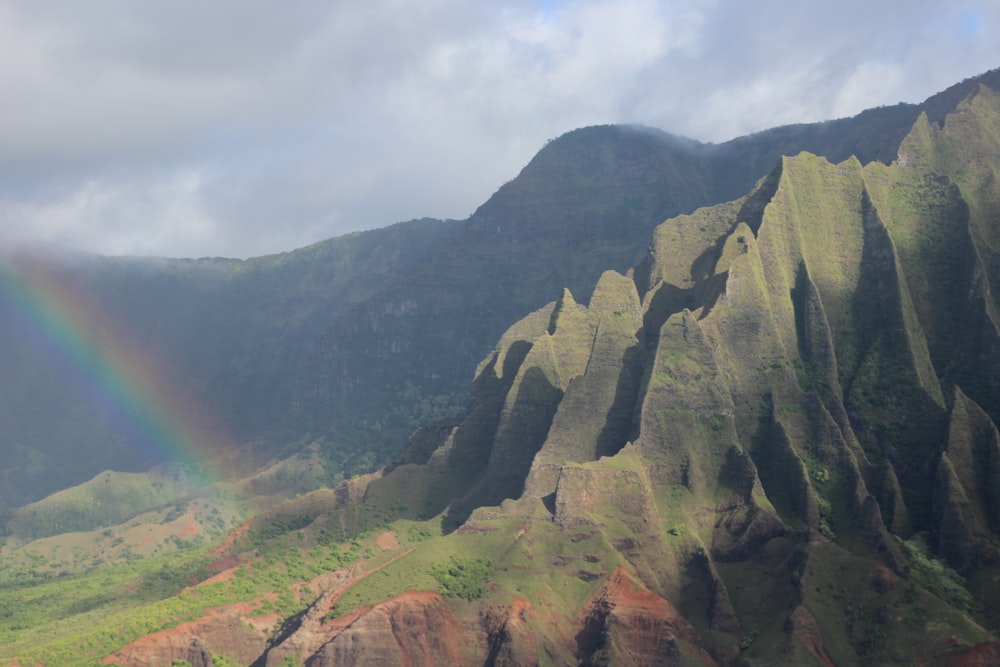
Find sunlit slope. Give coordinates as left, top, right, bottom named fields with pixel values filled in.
left=4, top=71, right=999, bottom=517
left=295, top=83, right=1000, bottom=665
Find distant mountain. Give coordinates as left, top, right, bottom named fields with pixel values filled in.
left=0, top=219, right=458, bottom=509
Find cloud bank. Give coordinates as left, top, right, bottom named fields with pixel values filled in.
left=2, top=0, right=998, bottom=258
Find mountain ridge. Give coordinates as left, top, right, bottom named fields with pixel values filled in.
left=302, top=82, right=1000, bottom=664
left=3, top=68, right=1000, bottom=667
left=4, top=69, right=1000, bottom=513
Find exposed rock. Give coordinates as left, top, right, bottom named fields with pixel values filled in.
left=869, top=564, right=896, bottom=595
left=783, top=605, right=836, bottom=667
left=334, top=473, right=379, bottom=506
left=306, top=591, right=470, bottom=667
left=103, top=604, right=268, bottom=667
left=259, top=566, right=361, bottom=666
left=576, top=567, right=718, bottom=667
left=41, top=70, right=1000, bottom=667
left=947, top=641, right=1000, bottom=667
left=481, top=597, right=541, bottom=667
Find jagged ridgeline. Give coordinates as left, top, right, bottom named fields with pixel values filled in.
left=3, top=69, right=998, bottom=518
left=8, top=76, right=1000, bottom=667
left=341, top=84, right=1000, bottom=665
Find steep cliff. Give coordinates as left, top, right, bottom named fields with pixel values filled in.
left=5, top=70, right=1000, bottom=517
left=255, top=83, right=1000, bottom=666
left=7, top=74, right=1000, bottom=667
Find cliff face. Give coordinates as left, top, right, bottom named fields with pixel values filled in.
left=104, top=601, right=272, bottom=667
left=4, top=74, right=992, bottom=667
left=575, top=566, right=719, bottom=667
left=302, top=591, right=467, bottom=667
left=6, top=71, right=999, bottom=519
left=284, top=84, right=1000, bottom=665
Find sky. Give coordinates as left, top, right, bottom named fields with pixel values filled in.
left=1, top=1, right=999, bottom=259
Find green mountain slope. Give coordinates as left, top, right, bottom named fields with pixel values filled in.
left=0, top=218, right=458, bottom=509
left=4, top=69, right=1000, bottom=667
left=3, top=71, right=1000, bottom=519
left=245, top=81, right=1000, bottom=665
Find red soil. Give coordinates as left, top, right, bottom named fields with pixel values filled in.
left=577, top=566, right=719, bottom=667
left=102, top=600, right=274, bottom=667
left=374, top=530, right=400, bottom=551
left=947, top=641, right=1000, bottom=666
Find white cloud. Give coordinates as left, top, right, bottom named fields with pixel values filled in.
left=832, top=62, right=907, bottom=119
left=690, top=66, right=830, bottom=140
left=0, top=0, right=998, bottom=258
left=0, top=168, right=219, bottom=257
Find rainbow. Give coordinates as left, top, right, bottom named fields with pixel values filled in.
left=0, top=254, right=235, bottom=487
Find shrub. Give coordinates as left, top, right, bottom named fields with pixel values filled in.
left=429, top=556, right=493, bottom=601
left=900, top=535, right=971, bottom=610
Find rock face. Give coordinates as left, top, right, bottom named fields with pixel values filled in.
left=948, top=642, right=1000, bottom=667
left=306, top=592, right=466, bottom=667
left=104, top=604, right=269, bottom=666
left=576, top=567, right=718, bottom=667
left=326, top=82, right=1000, bottom=665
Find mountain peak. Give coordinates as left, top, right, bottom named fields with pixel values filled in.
left=6, top=68, right=1000, bottom=667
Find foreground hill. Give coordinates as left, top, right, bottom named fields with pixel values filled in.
left=3, top=74, right=999, bottom=667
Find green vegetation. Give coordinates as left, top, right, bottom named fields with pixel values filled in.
left=0, top=512, right=371, bottom=667
left=899, top=534, right=972, bottom=610
left=210, top=654, right=247, bottom=667
left=4, top=75, right=983, bottom=515
left=0, top=554, right=231, bottom=665
left=7, top=466, right=209, bottom=540
left=430, top=556, right=494, bottom=601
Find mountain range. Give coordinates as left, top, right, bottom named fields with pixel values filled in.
left=2, top=68, right=1000, bottom=666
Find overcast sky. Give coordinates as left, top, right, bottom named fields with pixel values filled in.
left=1, top=1, right=998, bottom=259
